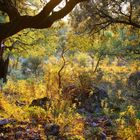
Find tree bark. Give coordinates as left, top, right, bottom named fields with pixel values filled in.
left=0, top=56, right=9, bottom=82
left=93, top=54, right=103, bottom=74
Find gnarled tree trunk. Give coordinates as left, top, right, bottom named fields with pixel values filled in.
left=0, top=42, right=9, bottom=83
left=0, top=57, right=9, bottom=83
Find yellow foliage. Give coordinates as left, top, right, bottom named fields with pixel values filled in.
left=116, top=106, right=140, bottom=140
left=2, top=73, right=85, bottom=139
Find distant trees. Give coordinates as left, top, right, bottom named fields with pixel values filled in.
left=70, top=0, right=140, bottom=68
left=21, top=57, right=43, bottom=78
left=67, top=26, right=140, bottom=73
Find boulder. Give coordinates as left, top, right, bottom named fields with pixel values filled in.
left=29, top=97, right=51, bottom=109
left=44, top=124, right=60, bottom=138
left=90, top=86, right=108, bottom=101
left=0, top=118, right=16, bottom=126
left=81, top=86, right=108, bottom=113
left=63, top=84, right=108, bottom=113
left=62, top=84, right=82, bottom=104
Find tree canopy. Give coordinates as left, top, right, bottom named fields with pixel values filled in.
left=0, top=0, right=86, bottom=42
left=0, top=0, right=86, bottom=82
left=71, top=0, right=140, bottom=33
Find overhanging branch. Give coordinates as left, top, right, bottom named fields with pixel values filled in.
left=0, top=0, right=87, bottom=42
left=0, top=0, right=20, bottom=21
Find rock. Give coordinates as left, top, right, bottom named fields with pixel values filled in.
left=44, top=124, right=60, bottom=137
left=29, top=97, right=51, bottom=109
left=80, top=86, right=108, bottom=113
left=63, top=84, right=108, bottom=113
left=62, top=84, right=81, bottom=101
left=92, top=122, right=98, bottom=127
left=83, top=99, right=101, bottom=113
left=0, top=119, right=9, bottom=126
left=128, top=71, right=140, bottom=91
left=91, top=86, right=108, bottom=100
left=0, top=118, right=16, bottom=126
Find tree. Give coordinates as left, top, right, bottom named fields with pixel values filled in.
left=0, top=0, right=86, bottom=82
left=67, top=27, right=140, bottom=74
left=71, top=0, right=140, bottom=33
left=70, top=0, right=140, bottom=69
left=21, top=56, right=43, bottom=78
